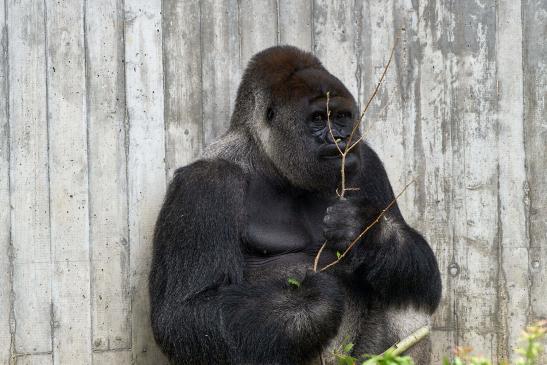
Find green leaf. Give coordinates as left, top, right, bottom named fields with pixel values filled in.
left=343, top=343, right=354, bottom=354
left=287, top=277, right=301, bottom=288
left=336, top=251, right=342, bottom=259
left=441, top=357, right=452, bottom=365
left=345, top=357, right=356, bottom=365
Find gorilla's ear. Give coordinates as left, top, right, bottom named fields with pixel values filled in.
left=266, top=106, right=275, bottom=123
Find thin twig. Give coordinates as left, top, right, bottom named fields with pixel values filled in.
left=339, top=155, right=348, bottom=198
left=374, top=83, right=400, bottom=119
left=319, top=179, right=415, bottom=272
left=347, top=36, right=398, bottom=149
left=326, top=92, right=343, bottom=156
left=360, top=326, right=430, bottom=365
left=342, top=37, right=398, bottom=197
left=346, top=120, right=374, bottom=154
left=346, top=84, right=400, bottom=154
left=313, top=38, right=399, bottom=271
left=313, top=241, right=327, bottom=272
left=325, top=91, right=349, bottom=197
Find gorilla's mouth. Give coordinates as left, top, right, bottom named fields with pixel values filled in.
left=318, top=144, right=360, bottom=169
left=318, top=143, right=357, bottom=159
left=319, top=143, right=343, bottom=158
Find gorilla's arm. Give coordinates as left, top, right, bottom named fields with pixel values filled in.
left=329, top=144, right=442, bottom=313
left=149, top=160, right=343, bottom=364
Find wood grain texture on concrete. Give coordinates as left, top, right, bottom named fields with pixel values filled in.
left=0, top=0, right=544, bottom=363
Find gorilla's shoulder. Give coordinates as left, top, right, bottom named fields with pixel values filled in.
left=361, top=143, right=389, bottom=170
left=171, top=158, right=247, bottom=196
left=174, top=158, right=244, bottom=178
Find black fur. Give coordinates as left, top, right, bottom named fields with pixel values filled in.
left=150, top=46, right=442, bottom=365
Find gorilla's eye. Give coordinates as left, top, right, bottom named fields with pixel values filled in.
left=311, top=112, right=324, bottom=123
left=335, top=111, right=351, bottom=120
left=266, top=107, right=275, bottom=122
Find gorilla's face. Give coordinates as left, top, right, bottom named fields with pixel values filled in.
left=260, top=67, right=362, bottom=192
left=306, top=93, right=360, bottom=169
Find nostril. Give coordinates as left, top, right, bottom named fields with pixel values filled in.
left=340, top=126, right=353, bottom=138
left=326, top=132, right=347, bottom=148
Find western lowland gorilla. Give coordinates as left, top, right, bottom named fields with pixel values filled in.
left=150, top=46, right=442, bottom=365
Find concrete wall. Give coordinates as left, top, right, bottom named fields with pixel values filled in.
left=0, top=0, right=545, bottom=363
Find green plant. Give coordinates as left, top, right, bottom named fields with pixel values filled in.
left=361, top=351, right=415, bottom=365
left=331, top=321, right=546, bottom=365
left=287, top=277, right=301, bottom=288
left=333, top=340, right=414, bottom=365
left=442, top=320, right=546, bottom=365
left=333, top=346, right=414, bottom=365
left=515, top=320, right=546, bottom=365
left=333, top=342, right=358, bottom=365
left=442, top=347, right=491, bottom=365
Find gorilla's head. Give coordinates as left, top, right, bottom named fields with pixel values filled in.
left=231, top=46, right=362, bottom=192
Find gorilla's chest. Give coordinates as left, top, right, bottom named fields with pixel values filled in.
left=244, top=177, right=329, bottom=255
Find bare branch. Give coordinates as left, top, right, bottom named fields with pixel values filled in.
left=342, top=38, right=398, bottom=197
left=347, top=36, right=398, bottom=149
left=313, top=39, right=399, bottom=270
left=383, top=326, right=430, bottom=357
left=346, top=83, right=400, bottom=154
left=339, top=156, right=348, bottom=198
left=313, top=241, right=327, bottom=272
left=319, top=179, right=416, bottom=272
left=326, top=92, right=343, bottom=155
left=346, top=121, right=374, bottom=154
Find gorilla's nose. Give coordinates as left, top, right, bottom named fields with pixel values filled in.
left=326, top=130, right=342, bottom=143
left=326, top=132, right=347, bottom=149
left=335, top=140, right=348, bottom=150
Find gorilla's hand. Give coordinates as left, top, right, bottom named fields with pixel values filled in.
left=323, top=199, right=362, bottom=251
left=291, top=271, right=345, bottom=319
left=281, top=271, right=345, bottom=349
left=222, top=270, right=344, bottom=363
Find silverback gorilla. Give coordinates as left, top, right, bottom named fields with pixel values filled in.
left=150, top=46, right=442, bottom=365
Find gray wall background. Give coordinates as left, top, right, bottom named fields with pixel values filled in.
left=0, top=0, right=545, bottom=364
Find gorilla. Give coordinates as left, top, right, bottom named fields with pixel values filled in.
left=149, top=46, right=441, bottom=365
